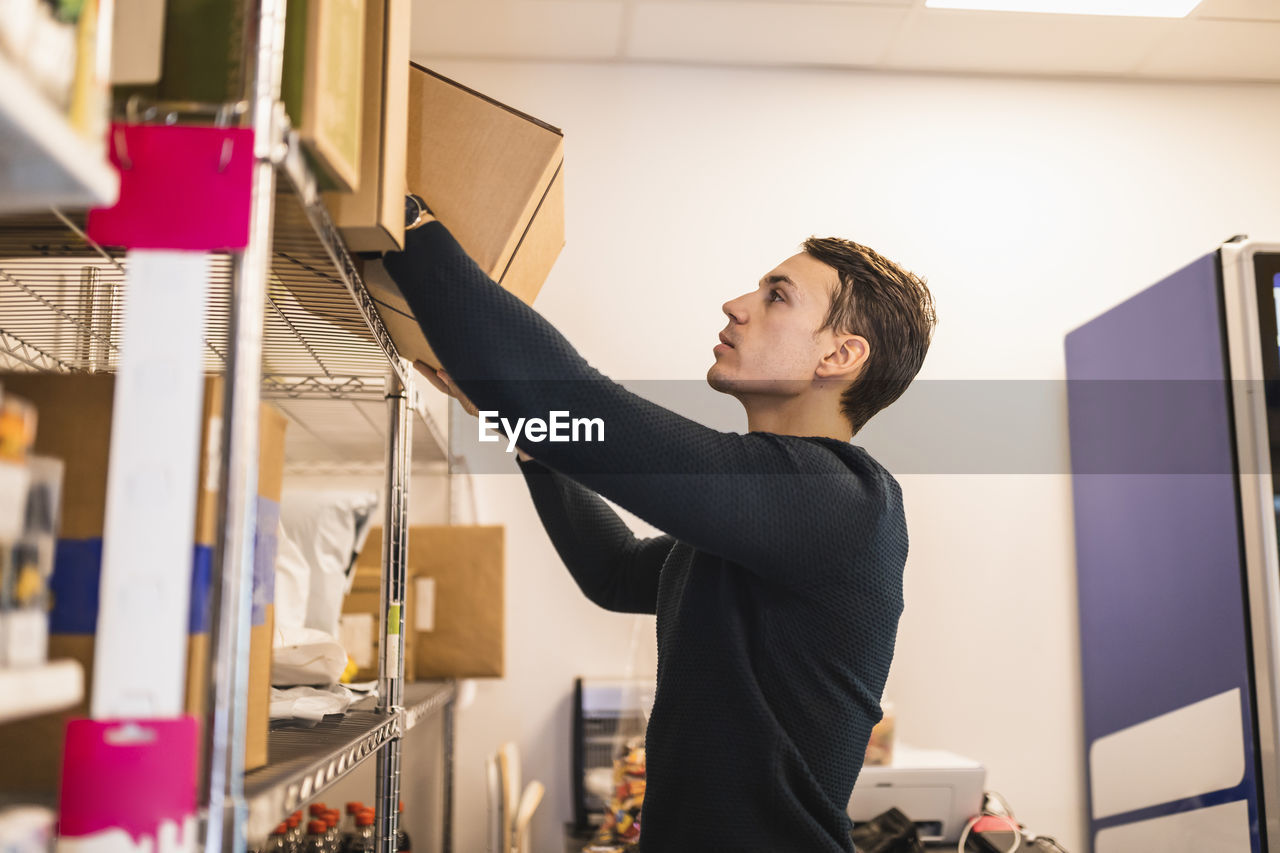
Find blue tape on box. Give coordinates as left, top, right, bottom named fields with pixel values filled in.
left=252, top=496, right=279, bottom=626
left=189, top=546, right=213, bottom=634
left=51, top=539, right=215, bottom=635
left=50, top=540, right=104, bottom=634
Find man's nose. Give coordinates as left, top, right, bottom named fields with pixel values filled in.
left=722, top=292, right=751, bottom=322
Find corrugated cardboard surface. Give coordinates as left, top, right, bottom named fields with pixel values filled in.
left=499, top=164, right=565, bottom=306
left=404, top=65, right=563, bottom=277
left=324, top=0, right=408, bottom=251
left=0, top=375, right=285, bottom=791
left=288, top=64, right=565, bottom=369
left=340, top=575, right=415, bottom=682
left=351, top=525, right=504, bottom=679
left=1, top=374, right=115, bottom=541
left=184, top=380, right=284, bottom=771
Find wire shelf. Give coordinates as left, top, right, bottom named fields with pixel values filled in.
left=0, top=166, right=448, bottom=464
left=244, top=681, right=454, bottom=843
left=0, top=206, right=391, bottom=385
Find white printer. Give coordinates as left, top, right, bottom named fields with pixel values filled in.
left=847, top=745, right=986, bottom=844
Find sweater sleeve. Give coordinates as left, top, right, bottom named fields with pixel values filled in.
left=381, top=222, right=888, bottom=587
left=516, top=454, right=670, bottom=614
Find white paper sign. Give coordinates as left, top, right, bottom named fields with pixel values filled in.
left=338, top=613, right=374, bottom=669
left=92, top=250, right=209, bottom=719
left=415, top=578, right=436, bottom=633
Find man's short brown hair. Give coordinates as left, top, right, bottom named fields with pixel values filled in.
left=803, top=237, right=936, bottom=436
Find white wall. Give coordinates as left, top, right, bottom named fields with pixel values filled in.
left=408, top=58, right=1280, bottom=853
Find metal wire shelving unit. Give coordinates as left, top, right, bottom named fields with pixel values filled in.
left=0, top=0, right=458, bottom=848
left=0, top=167, right=448, bottom=472
left=0, top=191, right=457, bottom=853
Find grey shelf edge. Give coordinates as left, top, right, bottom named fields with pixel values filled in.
left=244, top=681, right=455, bottom=844
left=274, top=130, right=447, bottom=461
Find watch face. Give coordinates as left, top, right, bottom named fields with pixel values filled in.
left=405, top=195, right=425, bottom=230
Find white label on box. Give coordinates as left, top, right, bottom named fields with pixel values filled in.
left=415, top=578, right=436, bottom=632
left=94, top=251, right=209, bottom=719
left=338, top=613, right=374, bottom=669
left=204, top=415, right=222, bottom=495
left=0, top=462, right=32, bottom=540
left=386, top=632, right=398, bottom=674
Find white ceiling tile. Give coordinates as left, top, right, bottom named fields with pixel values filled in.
left=1139, top=18, right=1280, bottom=78
left=885, top=9, right=1174, bottom=75
left=1190, top=0, right=1280, bottom=20
left=412, top=0, right=626, bottom=60
left=626, top=1, right=911, bottom=66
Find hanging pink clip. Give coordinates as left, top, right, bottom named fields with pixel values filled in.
left=58, top=716, right=200, bottom=853
left=87, top=123, right=255, bottom=251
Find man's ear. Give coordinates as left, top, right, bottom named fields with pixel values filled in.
left=815, top=334, right=869, bottom=380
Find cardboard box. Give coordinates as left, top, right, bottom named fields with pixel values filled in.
left=322, top=0, right=408, bottom=251
left=348, top=525, right=504, bottom=679
left=289, top=65, right=565, bottom=369
left=339, top=572, right=414, bottom=682
left=0, top=374, right=285, bottom=793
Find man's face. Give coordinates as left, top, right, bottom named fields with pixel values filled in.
left=707, top=251, right=843, bottom=397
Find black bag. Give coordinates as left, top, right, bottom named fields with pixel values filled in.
left=849, top=808, right=925, bottom=853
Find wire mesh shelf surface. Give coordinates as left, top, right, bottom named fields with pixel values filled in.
left=244, top=681, right=454, bottom=843
left=0, top=180, right=448, bottom=465
left=0, top=195, right=393, bottom=392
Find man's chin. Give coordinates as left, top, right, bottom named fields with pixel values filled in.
left=706, top=366, right=736, bottom=396
left=707, top=370, right=806, bottom=398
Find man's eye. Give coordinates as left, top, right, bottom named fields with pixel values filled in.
left=769, top=289, right=784, bottom=303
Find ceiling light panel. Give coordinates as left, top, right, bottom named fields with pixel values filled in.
left=925, top=0, right=1202, bottom=17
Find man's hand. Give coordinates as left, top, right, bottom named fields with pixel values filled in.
left=415, top=362, right=477, bottom=417
left=413, top=362, right=534, bottom=462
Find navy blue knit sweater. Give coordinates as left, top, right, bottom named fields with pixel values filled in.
left=382, top=222, right=909, bottom=852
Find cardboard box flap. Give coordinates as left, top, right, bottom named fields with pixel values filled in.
left=406, top=65, right=564, bottom=279
left=408, top=63, right=564, bottom=136
left=499, top=163, right=565, bottom=304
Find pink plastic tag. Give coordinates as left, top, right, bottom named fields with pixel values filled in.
left=59, top=716, right=200, bottom=850
left=87, top=124, right=254, bottom=251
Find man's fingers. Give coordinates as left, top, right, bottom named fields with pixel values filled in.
left=415, top=361, right=452, bottom=396
left=414, top=362, right=481, bottom=417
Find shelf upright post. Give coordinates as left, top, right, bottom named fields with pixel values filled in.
left=203, top=0, right=287, bottom=847
left=442, top=689, right=455, bottom=853
left=377, top=367, right=412, bottom=853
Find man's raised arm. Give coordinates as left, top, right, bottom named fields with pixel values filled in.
left=381, top=222, right=890, bottom=586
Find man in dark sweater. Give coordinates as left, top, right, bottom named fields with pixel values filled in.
left=381, top=215, right=936, bottom=852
